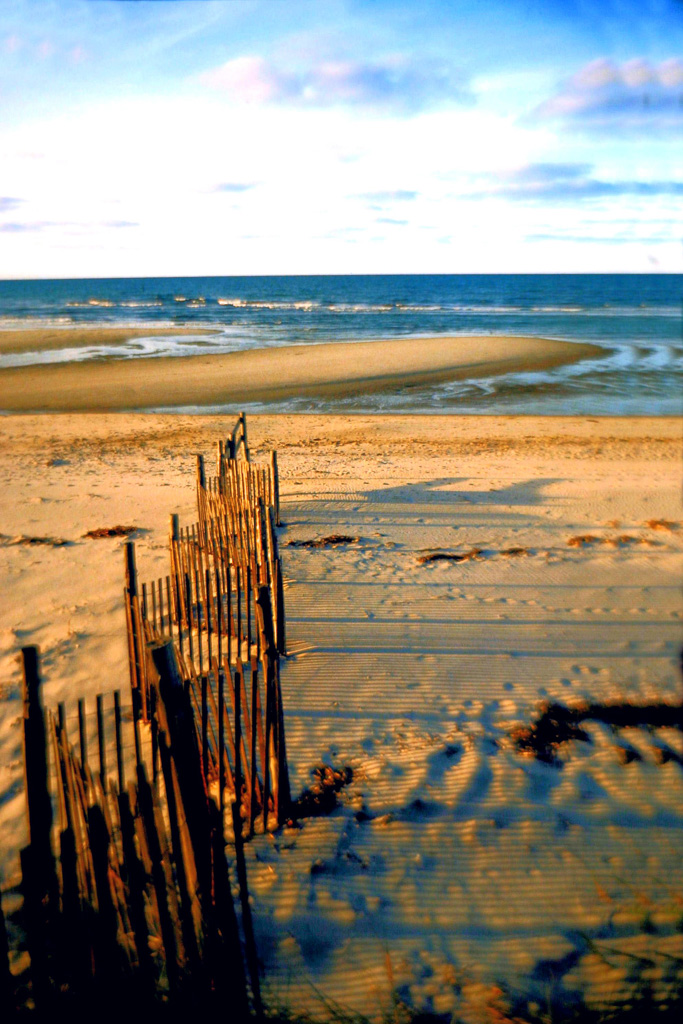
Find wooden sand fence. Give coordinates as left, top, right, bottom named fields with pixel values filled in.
left=14, top=642, right=256, bottom=1018
left=125, top=413, right=290, bottom=839
left=3, top=414, right=289, bottom=1017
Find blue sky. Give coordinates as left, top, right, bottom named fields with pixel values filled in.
left=1, top=0, right=681, bottom=277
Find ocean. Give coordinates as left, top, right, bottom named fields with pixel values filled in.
left=0, top=274, right=680, bottom=415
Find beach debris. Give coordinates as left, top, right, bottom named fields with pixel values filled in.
left=286, top=534, right=359, bottom=548
left=417, top=548, right=483, bottom=563
left=513, top=705, right=590, bottom=764
left=513, top=699, right=683, bottom=765
left=568, top=533, right=659, bottom=548
left=288, top=764, right=353, bottom=822
left=646, top=518, right=680, bottom=531
left=0, top=532, right=71, bottom=547
left=604, top=534, right=648, bottom=547
left=83, top=524, right=138, bottom=538
left=417, top=546, right=531, bottom=563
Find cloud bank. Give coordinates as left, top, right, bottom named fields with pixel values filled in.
left=463, top=163, right=683, bottom=201
left=354, top=190, right=419, bottom=202
left=212, top=182, right=257, bottom=193
left=0, top=219, right=138, bottom=233
left=0, top=197, right=23, bottom=212
left=199, top=54, right=472, bottom=113
left=531, top=58, right=683, bottom=130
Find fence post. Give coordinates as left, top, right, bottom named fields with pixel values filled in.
left=239, top=411, right=249, bottom=460
left=125, top=542, right=147, bottom=723
left=22, top=648, right=53, bottom=867
left=96, top=693, right=106, bottom=786
left=169, top=514, right=185, bottom=653
left=196, top=455, right=206, bottom=542
left=269, top=450, right=280, bottom=526
left=274, top=557, right=286, bottom=657
left=151, top=643, right=212, bottom=923
left=20, top=646, right=58, bottom=1009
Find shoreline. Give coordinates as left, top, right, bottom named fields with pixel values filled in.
left=0, top=325, right=217, bottom=355
left=0, top=333, right=602, bottom=412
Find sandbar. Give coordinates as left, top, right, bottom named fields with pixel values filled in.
left=0, top=334, right=603, bottom=411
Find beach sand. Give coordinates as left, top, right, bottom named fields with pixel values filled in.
left=1, top=411, right=681, bottom=1018
left=0, top=332, right=602, bottom=410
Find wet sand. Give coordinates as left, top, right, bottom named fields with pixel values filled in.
left=0, top=325, right=216, bottom=355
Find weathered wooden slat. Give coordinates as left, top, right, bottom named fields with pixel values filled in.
left=87, top=802, right=125, bottom=995
left=117, top=786, right=156, bottom=998
left=270, top=449, right=280, bottom=525
left=134, top=765, right=183, bottom=993
left=78, top=698, right=87, bottom=768
left=125, top=542, right=148, bottom=722
left=20, top=648, right=60, bottom=1008
left=22, top=647, right=54, bottom=870
left=249, top=654, right=261, bottom=836
left=206, top=798, right=251, bottom=1015
left=114, top=690, right=125, bottom=793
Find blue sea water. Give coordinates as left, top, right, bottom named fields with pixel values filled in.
left=0, top=274, right=680, bottom=415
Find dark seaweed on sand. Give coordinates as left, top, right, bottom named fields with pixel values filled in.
left=288, top=764, right=353, bottom=822
left=513, top=699, right=683, bottom=765
left=286, top=535, right=359, bottom=548
left=83, top=525, right=138, bottom=539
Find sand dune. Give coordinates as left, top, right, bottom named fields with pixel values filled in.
left=0, top=334, right=602, bottom=411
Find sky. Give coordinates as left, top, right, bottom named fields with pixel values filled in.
left=0, top=0, right=681, bottom=278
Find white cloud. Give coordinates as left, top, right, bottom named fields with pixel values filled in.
left=531, top=58, right=683, bottom=130
left=353, top=190, right=419, bottom=202
left=0, top=196, right=23, bottom=212
left=461, top=162, right=683, bottom=201
left=0, top=67, right=678, bottom=274
left=198, top=52, right=473, bottom=113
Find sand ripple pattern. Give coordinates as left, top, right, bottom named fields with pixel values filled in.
left=245, top=473, right=683, bottom=1020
